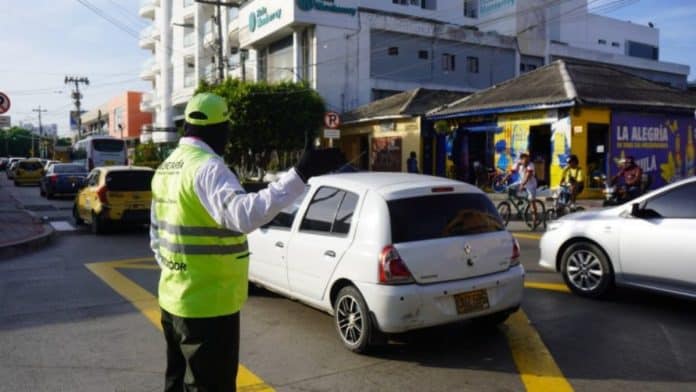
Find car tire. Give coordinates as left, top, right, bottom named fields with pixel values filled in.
left=334, top=286, right=377, bottom=354
left=561, top=242, right=614, bottom=299
left=496, top=201, right=512, bottom=226
left=40, top=186, right=45, bottom=197
left=72, top=205, right=84, bottom=225
left=91, top=212, right=107, bottom=235
left=14, top=180, right=19, bottom=187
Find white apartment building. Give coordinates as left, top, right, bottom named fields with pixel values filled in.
left=139, top=0, right=690, bottom=142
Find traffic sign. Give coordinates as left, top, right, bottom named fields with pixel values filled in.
left=0, top=92, right=10, bottom=114
left=323, top=129, right=340, bottom=139
left=324, top=112, right=341, bottom=129
left=0, top=115, right=10, bottom=128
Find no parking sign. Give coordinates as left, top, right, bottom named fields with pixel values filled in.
left=0, top=92, right=10, bottom=114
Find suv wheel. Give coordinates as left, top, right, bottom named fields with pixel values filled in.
left=91, top=212, right=107, bottom=235
left=561, top=242, right=613, bottom=298
left=334, top=286, right=376, bottom=353
left=72, top=205, right=84, bottom=225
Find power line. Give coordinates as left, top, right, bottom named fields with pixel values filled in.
left=74, top=0, right=140, bottom=38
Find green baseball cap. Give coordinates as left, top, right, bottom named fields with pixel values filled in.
left=185, top=93, right=229, bottom=126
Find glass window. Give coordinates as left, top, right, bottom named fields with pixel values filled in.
left=418, top=50, right=429, bottom=59
left=87, top=171, right=100, bottom=186
left=442, top=53, right=456, bottom=71
left=464, top=0, right=478, bottom=17
left=105, top=171, right=154, bottom=191
left=388, top=47, right=399, bottom=56
left=388, top=193, right=505, bottom=243
left=598, top=39, right=607, bottom=45
left=467, top=56, right=479, bottom=73
left=93, top=139, right=125, bottom=152
left=54, top=164, right=87, bottom=174
left=333, top=192, right=359, bottom=235
left=267, top=190, right=307, bottom=229
left=626, top=41, right=658, bottom=60
left=300, top=187, right=344, bottom=234
left=643, top=183, right=696, bottom=219
left=19, top=161, right=43, bottom=171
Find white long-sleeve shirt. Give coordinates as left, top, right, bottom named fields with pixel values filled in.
left=150, top=137, right=306, bottom=261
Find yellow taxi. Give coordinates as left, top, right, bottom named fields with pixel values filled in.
left=73, top=166, right=155, bottom=234
left=14, top=159, right=45, bottom=186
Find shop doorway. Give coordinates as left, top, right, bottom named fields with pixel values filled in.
left=528, top=124, right=552, bottom=186
left=467, top=131, right=495, bottom=183
left=587, top=123, right=609, bottom=189
left=359, top=135, right=369, bottom=170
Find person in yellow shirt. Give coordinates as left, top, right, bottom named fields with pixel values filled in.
left=560, top=155, right=584, bottom=205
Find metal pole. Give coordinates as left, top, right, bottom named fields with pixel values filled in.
left=216, top=2, right=225, bottom=82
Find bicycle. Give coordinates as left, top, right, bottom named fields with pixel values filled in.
left=496, top=186, right=546, bottom=230
left=546, top=184, right=585, bottom=221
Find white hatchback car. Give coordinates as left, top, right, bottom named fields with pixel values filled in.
left=248, top=173, right=524, bottom=352
left=540, top=177, right=696, bottom=299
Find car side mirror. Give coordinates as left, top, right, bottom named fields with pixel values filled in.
left=630, top=203, right=641, bottom=217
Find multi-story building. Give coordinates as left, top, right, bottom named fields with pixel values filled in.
left=80, top=91, right=153, bottom=145
left=139, top=0, right=690, bottom=140
left=19, top=122, right=59, bottom=138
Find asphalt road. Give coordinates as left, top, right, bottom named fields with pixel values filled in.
left=1, top=175, right=695, bottom=392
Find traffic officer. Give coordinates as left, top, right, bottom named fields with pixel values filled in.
left=150, top=92, right=344, bottom=391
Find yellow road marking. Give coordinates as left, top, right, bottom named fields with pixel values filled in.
left=503, top=310, right=574, bottom=392
left=525, top=281, right=571, bottom=293
left=513, top=232, right=542, bottom=240
left=86, top=259, right=273, bottom=392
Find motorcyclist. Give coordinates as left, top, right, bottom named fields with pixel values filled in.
left=560, top=155, right=584, bottom=206
left=611, top=156, right=643, bottom=202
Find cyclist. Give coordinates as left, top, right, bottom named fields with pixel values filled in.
left=507, top=153, right=539, bottom=225
left=560, top=154, right=584, bottom=206
left=611, top=155, right=643, bottom=202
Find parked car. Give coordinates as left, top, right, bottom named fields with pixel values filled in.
left=43, top=160, right=62, bottom=172
left=5, top=157, right=25, bottom=179
left=14, top=159, right=44, bottom=186
left=40, top=163, right=88, bottom=198
left=73, top=166, right=154, bottom=234
left=248, top=173, right=524, bottom=352
left=0, top=157, right=7, bottom=171
left=539, top=176, right=696, bottom=299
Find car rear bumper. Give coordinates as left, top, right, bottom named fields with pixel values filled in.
left=356, top=265, right=525, bottom=333
left=100, top=208, right=150, bottom=225
left=15, top=177, right=41, bottom=184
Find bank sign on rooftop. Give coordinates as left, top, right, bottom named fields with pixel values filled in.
left=296, top=0, right=357, bottom=16
left=248, top=6, right=282, bottom=33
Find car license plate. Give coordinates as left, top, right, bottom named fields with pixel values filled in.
left=105, top=160, right=115, bottom=165
left=454, top=289, right=490, bottom=314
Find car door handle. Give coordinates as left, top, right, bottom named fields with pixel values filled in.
left=275, top=241, right=284, bottom=248
left=324, top=250, right=336, bottom=258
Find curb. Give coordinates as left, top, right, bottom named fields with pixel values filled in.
left=0, top=210, right=56, bottom=260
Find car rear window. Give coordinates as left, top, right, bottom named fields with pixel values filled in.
left=105, top=171, right=154, bottom=191
left=19, top=161, right=43, bottom=171
left=54, top=165, right=87, bottom=174
left=93, top=139, right=125, bottom=152
left=388, top=193, right=505, bottom=243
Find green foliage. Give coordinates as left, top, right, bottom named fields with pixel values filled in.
left=134, top=141, right=161, bottom=169
left=0, top=127, right=33, bottom=156
left=55, top=137, right=73, bottom=147
left=195, top=78, right=326, bottom=177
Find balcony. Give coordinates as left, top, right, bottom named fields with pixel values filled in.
left=139, top=58, right=159, bottom=81
left=139, top=26, right=159, bottom=49
left=140, top=92, right=157, bottom=112
left=139, top=0, right=158, bottom=19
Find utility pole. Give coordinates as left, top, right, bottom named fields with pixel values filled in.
left=64, top=76, right=89, bottom=139
left=32, top=106, right=47, bottom=158
left=195, top=0, right=243, bottom=83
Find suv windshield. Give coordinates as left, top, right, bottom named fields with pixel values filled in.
left=54, top=165, right=87, bottom=174
left=93, top=139, right=125, bottom=152
left=19, top=161, right=43, bottom=171
left=106, top=171, right=154, bottom=191
left=388, top=193, right=505, bottom=243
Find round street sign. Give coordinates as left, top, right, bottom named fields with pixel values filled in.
left=324, top=111, right=341, bottom=129
left=0, top=92, right=10, bottom=114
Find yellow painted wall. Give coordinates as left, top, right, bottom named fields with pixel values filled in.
left=338, top=117, right=422, bottom=172
left=570, top=107, right=611, bottom=198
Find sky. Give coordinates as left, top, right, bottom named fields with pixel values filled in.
left=0, top=0, right=694, bottom=137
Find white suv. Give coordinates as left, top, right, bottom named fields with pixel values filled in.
left=248, top=173, right=524, bottom=352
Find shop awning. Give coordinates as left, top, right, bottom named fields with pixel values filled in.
left=463, top=124, right=502, bottom=133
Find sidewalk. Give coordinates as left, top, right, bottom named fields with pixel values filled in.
left=0, top=182, right=54, bottom=257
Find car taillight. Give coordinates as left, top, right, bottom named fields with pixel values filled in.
left=510, top=239, right=521, bottom=267
left=50, top=175, right=58, bottom=184
left=88, top=158, right=94, bottom=171
left=378, top=245, right=414, bottom=284
left=97, top=186, right=108, bottom=204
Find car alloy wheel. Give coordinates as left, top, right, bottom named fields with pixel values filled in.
left=561, top=242, right=613, bottom=298
left=334, top=286, right=374, bottom=353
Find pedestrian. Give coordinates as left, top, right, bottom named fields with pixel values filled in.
left=150, top=92, right=344, bottom=392
left=407, top=151, right=419, bottom=173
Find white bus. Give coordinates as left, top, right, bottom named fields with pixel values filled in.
left=71, top=136, right=128, bottom=171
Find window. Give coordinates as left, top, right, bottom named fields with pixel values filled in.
left=422, top=0, right=436, bottom=9
left=418, top=50, right=429, bottom=59
left=642, top=183, right=696, bottom=219
left=612, top=42, right=620, bottom=47
left=53, top=165, right=86, bottom=174
left=598, top=39, right=607, bottom=45
left=464, top=0, right=478, bottom=18
left=105, top=171, right=155, bottom=192
left=183, top=0, right=194, bottom=7
left=93, top=139, right=125, bottom=152
left=266, top=191, right=307, bottom=229
left=87, top=171, right=100, bottom=187
left=626, top=40, right=658, bottom=60
left=392, top=0, right=408, bottom=4
left=466, top=56, right=479, bottom=73
left=388, top=47, right=399, bottom=56
left=442, top=53, right=456, bottom=71
left=388, top=194, right=504, bottom=243
left=300, top=187, right=359, bottom=235
left=19, top=161, right=43, bottom=171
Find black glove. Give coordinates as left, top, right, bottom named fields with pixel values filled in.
left=294, top=137, right=346, bottom=183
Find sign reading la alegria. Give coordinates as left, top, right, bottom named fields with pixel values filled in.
left=610, top=111, right=696, bottom=189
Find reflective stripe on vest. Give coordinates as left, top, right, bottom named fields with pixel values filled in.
left=152, top=143, right=249, bottom=318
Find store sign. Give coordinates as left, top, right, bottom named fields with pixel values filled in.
left=296, top=0, right=357, bottom=16
left=610, top=112, right=696, bottom=188
left=0, top=115, right=10, bottom=128
left=480, top=0, right=515, bottom=17
left=248, top=6, right=282, bottom=33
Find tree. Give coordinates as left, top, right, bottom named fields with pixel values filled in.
left=195, top=79, right=326, bottom=179
left=55, top=137, right=73, bottom=147
left=0, top=127, right=33, bottom=157
left=134, top=141, right=161, bottom=169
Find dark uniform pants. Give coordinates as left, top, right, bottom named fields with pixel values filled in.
left=161, top=308, right=240, bottom=392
